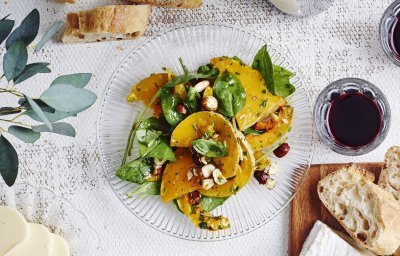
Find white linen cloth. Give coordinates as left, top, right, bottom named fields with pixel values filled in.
left=0, top=0, right=398, bottom=255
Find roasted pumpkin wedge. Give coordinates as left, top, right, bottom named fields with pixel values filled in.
left=126, top=73, right=169, bottom=116
left=199, top=138, right=255, bottom=197
left=210, top=57, right=286, bottom=131
left=170, top=111, right=240, bottom=178
left=160, top=148, right=202, bottom=202
left=176, top=194, right=230, bottom=230
left=246, top=106, right=294, bottom=151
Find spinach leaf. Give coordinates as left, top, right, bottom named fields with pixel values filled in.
left=139, top=138, right=176, bottom=161
left=184, top=86, right=199, bottom=113
left=273, top=65, right=295, bottom=97
left=200, top=196, right=228, bottom=212
left=213, top=71, right=246, bottom=117
left=136, top=118, right=164, bottom=147
left=116, top=158, right=152, bottom=184
left=192, top=139, right=228, bottom=158
left=252, top=45, right=274, bottom=93
left=163, top=68, right=219, bottom=89
left=197, top=64, right=212, bottom=74
left=127, top=181, right=161, bottom=198
left=242, top=127, right=264, bottom=136
left=160, top=88, right=185, bottom=127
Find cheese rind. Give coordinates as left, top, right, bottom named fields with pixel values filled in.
left=0, top=206, right=29, bottom=255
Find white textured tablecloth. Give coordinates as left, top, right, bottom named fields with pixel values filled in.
left=1, top=0, right=399, bottom=255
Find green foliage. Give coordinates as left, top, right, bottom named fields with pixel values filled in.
left=116, top=158, right=152, bottom=185
left=160, top=88, right=185, bottom=127
left=192, top=138, right=228, bottom=158
left=35, top=20, right=65, bottom=53
left=127, top=181, right=161, bottom=198
left=199, top=196, right=228, bottom=212
left=0, top=9, right=96, bottom=186
left=184, top=87, right=199, bottom=113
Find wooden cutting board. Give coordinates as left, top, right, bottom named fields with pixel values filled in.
left=289, top=163, right=384, bottom=256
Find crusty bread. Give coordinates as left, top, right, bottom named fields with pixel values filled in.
left=317, top=164, right=400, bottom=255
left=130, top=0, right=202, bottom=8
left=379, top=146, right=400, bottom=201
left=62, top=5, right=151, bottom=44
left=61, top=0, right=76, bottom=3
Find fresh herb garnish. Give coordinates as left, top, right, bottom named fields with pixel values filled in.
left=192, top=138, right=228, bottom=158
left=127, top=181, right=161, bottom=198
left=242, top=127, right=264, bottom=136
left=116, top=158, right=152, bottom=185
left=213, top=71, right=246, bottom=117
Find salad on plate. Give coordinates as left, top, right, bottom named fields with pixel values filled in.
left=116, top=46, right=295, bottom=230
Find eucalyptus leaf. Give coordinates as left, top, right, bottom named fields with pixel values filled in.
left=32, top=122, right=76, bottom=137
left=3, top=40, right=28, bottom=81
left=213, top=71, right=246, bottom=117
left=252, top=45, right=274, bottom=92
left=40, top=84, right=97, bottom=113
left=116, top=158, right=152, bottom=185
left=6, top=9, right=39, bottom=49
left=51, top=73, right=92, bottom=88
left=14, top=62, right=51, bottom=84
left=0, top=107, right=21, bottom=116
left=25, top=109, right=74, bottom=123
left=0, top=19, right=14, bottom=44
left=34, top=20, right=65, bottom=53
left=192, top=139, right=228, bottom=158
left=1, top=14, right=11, bottom=20
left=19, top=98, right=55, bottom=113
left=199, top=196, right=228, bottom=212
left=8, top=126, right=40, bottom=143
left=0, top=135, right=18, bottom=187
left=25, top=95, right=53, bottom=131
left=127, top=181, right=161, bottom=198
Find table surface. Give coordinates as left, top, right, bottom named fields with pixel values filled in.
left=1, top=0, right=399, bottom=255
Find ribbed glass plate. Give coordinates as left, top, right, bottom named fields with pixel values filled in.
left=0, top=183, right=103, bottom=255
left=98, top=24, right=314, bottom=241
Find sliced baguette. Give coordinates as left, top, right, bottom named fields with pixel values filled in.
left=130, top=0, right=202, bottom=8
left=317, top=164, right=400, bottom=255
left=62, top=5, right=151, bottom=44
left=379, top=146, right=400, bottom=201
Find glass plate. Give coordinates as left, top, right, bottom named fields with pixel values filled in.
left=0, top=183, right=103, bottom=255
left=98, top=24, right=314, bottom=241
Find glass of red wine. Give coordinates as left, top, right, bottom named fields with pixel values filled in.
left=314, top=78, right=391, bottom=156
left=380, top=0, right=400, bottom=66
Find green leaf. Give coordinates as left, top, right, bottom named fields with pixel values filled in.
left=8, top=126, right=40, bottom=143
left=139, top=139, right=176, bottom=162
left=6, top=9, right=39, bottom=49
left=40, top=84, right=97, bottom=113
left=184, top=86, right=199, bottom=113
left=1, top=14, right=11, bottom=20
left=19, top=98, right=55, bottom=113
left=252, top=45, right=274, bottom=93
left=192, top=139, right=228, bottom=158
left=25, top=95, right=53, bottom=131
left=50, top=73, right=92, bottom=88
left=0, top=135, right=18, bottom=187
left=0, top=107, right=21, bottom=116
left=32, top=122, right=75, bottom=137
left=34, top=20, right=65, bottom=53
left=14, top=62, right=51, bottom=84
left=0, top=19, right=14, bottom=44
left=160, top=89, right=185, bottom=127
left=116, top=158, right=152, bottom=184
left=3, top=40, right=28, bottom=81
left=163, top=68, right=219, bottom=88
left=272, top=65, right=296, bottom=97
left=197, top=64, right=212, bottom=74
left=242, top=127, right=264, bottom=136
left=25, top=109, right=75, bottom=123
left=199, top=196, right=228, bottom=212
left=213, top=71, right=246, bottom=117
left=127, top=181, right=161, bottom=198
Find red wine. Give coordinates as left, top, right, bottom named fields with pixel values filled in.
left=391, top=17, right=400, bottom=56
left=328, top=93, right=382, bottom=148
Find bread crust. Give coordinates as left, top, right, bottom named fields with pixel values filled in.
left=318, top=164, right=400, bottom=255
left=379, top=146, right=400, bottom=201
left=62, top=5, right=151, bottom=43
left=130, top=0, right=202, bottom=8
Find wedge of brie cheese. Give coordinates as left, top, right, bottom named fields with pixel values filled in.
left=0, top=207, right=29, bottom=255
left=300, top=221, right=373, bottom=256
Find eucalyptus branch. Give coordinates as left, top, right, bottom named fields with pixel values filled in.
left=0, top=88, right=23, bottom=97
left=0, top=118, right=31, bottom=128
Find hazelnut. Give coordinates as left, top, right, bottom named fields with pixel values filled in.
left=189, top=191, right=202, bottom=205
left=202, top=96, right=218, bottom=111
left=254, top=171, right=268, bottom=185
left=176, top=103, right=187, bottom=115
left=273, top=143, right=290, bottom=158
left=266, top=178, right=276, bottom=190
left=212, top=169, right=227, bottom=185
left=201, top=179, right=214, bottom=190
left=193, top=80, right=210, bottom=93
left=201, top=164, right=215, bottom=178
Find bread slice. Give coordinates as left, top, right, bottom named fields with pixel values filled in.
left=61, top=0, right=75, bottom=3
left=317, top=164, right=400, bottom=255
left=62, top=5, right=151, bottom=44
left=379, top=146, right=400, bottom=201
left=129, top=0, right=202, bottom=8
